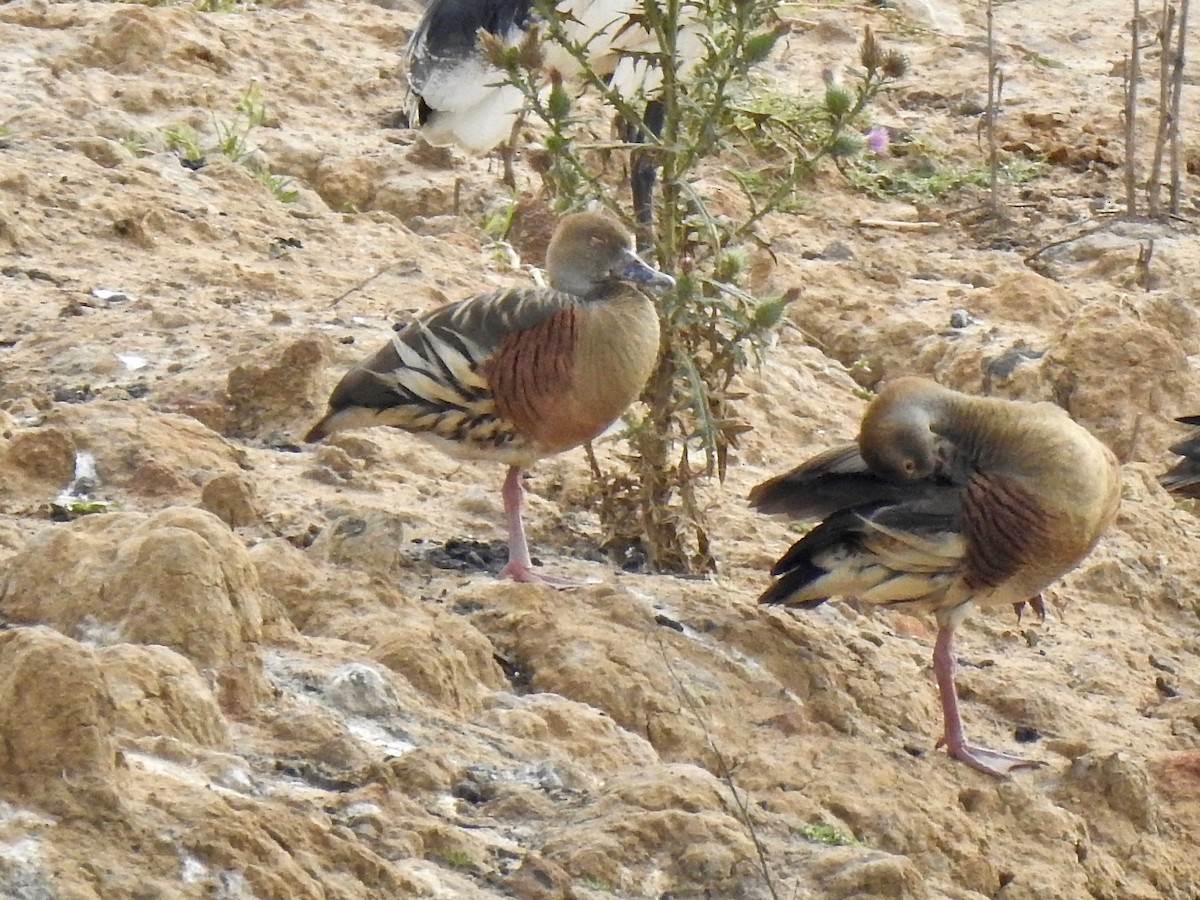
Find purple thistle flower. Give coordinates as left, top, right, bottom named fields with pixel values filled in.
left=866, top=125, right=889, bottom=155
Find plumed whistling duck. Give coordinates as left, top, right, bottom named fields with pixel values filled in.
left=751, top=377, right=1121, bottom=777
left=306, top=211, right=674, bottom=584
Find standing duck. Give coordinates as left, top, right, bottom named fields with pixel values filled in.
left=750, top=377, right=1121, bottom=777
left=305, top=211, right=673, bottom=584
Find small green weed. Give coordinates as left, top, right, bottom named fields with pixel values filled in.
left=49, top=497, right=117, bottom=520
left=1020, top=49, right=1064, bottom=69
left=729, top=167, right=812, bottom=215
left=438, top=850, right=476, bottom=871
left=844, top=136, right=1046, bottom=200
left=195, top=0, right=250, bottom=9
left=213, top=83, right=267, bottom=164
left=480, top=198, right=519, bottom=242
left=164, top=124, right=204, bottom=165
left=256, top=170, right=300, bottom=203
left=164, top=85, right=298, bottom=202
left=795, top=823, right=859, bottom=846
left=119, top=132, right=152, bottom=157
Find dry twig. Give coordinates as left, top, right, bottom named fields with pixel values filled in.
left=857, top=218, right=941, bottom=232
left=657, top=638, right=782, bottom=900
left=1135, top=238, right=1155, bottom=290
left=1125, top=0, right=1142, bottom=215
left=1169, top=0, right=1191, bottom=213
left=1147, top=1, right=1176, bottom=216
left=985, top=0, right=1001, bottom=211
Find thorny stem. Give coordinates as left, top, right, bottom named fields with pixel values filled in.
left=498, top=2, right=900, bottom=573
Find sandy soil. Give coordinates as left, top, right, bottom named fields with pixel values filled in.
left=2, top=0, right=1200, bottom=897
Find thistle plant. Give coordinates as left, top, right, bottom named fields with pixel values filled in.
left=490, top=2, right=906, bottom=573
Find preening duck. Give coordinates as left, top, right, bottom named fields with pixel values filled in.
left=750, top=377, right=1121, bottom=777
left=306, top=211, right=674, bottom=584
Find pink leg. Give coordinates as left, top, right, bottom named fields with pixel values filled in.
left=933, top=625, right=1041, bottom=777
left=496, top=467, right=586, bottom=587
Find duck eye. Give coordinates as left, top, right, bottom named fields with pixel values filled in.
left=902, top=459, right=917, bottom=475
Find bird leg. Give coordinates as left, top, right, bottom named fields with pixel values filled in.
left=497, top=466, right=584, bottom=587
left=628, top=99, right=665, bottom=252
left=932, top=625, right=1041, bottom=777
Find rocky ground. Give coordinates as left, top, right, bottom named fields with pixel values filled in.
left=2, top=0, right=1200, bottom=897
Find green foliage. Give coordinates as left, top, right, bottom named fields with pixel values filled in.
left=1019, top=49, right=1064, bottom=69
left=215, top=83, right=267, bottom=163
left=491, top=0, right=904, bottom=573
left=795, top=823, right=860, bottom=846
left=164, top=123, right=204, bottom=164
left=438, top=850, right=476, bottom=870
left=49, top=497, right=116, bottom=520
left=843, top=136, right=1047, bottom=200
left=119, top=132, right=152, bottom=157
left=256, top=170, right=300, bottom=203
left=481, top=198, right=520, bottom=242
left=578, top=874, right=613, bottom=892
left=164, top=85, right=298, bottom=203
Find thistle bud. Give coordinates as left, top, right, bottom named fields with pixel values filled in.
left=751, top=294, right=792, bottom=330
left=547, top=74, right=571, bottom=120
left=828, top=134, right=862, bottom=158
left=824, top=85, right=853, bottom=119
left=882, top=50, right=909, bottom=80
left=860, top=26, right=881, bottom=73
left=743, top=29, right=780, bottom=66
left=478, top=30, right=509, bottom=69
left=517, top=25, right=545, bottom=71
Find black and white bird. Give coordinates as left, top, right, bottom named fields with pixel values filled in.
left=400, top=0, right=702, bottom=232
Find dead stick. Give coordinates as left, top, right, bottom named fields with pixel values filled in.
left=1169, top=0, right=1190, bottom=214
left=857, top=218, right=941, bottom=232
left=986, top=0, right=1000, bottom=210
left=1125, top=0, right=1141, bottom=215
left=1148, top=2, right=1175, bottom=216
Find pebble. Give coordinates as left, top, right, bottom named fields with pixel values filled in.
left=949, top=309, right=975, bottom=328
left=325, top=663, right=400, bottom=717
left=1149, top=654, right=1178, bottom=675
left=1013, top=725, right=1042, bottom=744
left=91, top=287, right=135, bottom=304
